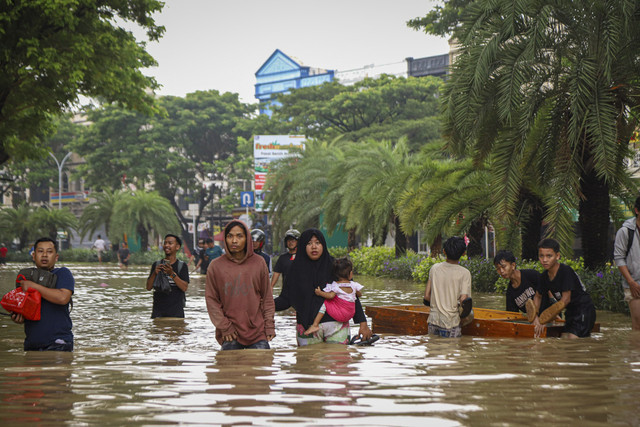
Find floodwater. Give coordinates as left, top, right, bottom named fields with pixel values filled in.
left=0, top=262, right=639, bottom=426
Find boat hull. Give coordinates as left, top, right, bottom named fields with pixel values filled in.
left=365, top=305, right=600, bottom=338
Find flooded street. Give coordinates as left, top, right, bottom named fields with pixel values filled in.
left=1, top=263, right=639, bottom=426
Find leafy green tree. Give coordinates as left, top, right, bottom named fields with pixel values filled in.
left=0, top=204, right=34, bottom=249
left=110, top=190, right=180, bottom=251
left=0, top=0, right=165, bottom=166
left=272, top=75, right=443, bottom=151
left=440, top=0, right=640, bottom=268
left=72, top=91, right=254, bottom=248
left=407, top=0, right=472, bottom=36
left=149, top=91, right=254, bottom=239
left=28, top=207, right=78, bottom=242
left=2, top=115, right=84, bottom=205
left=71, top=105, right=159, bottom=189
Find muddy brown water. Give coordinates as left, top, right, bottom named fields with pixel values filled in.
left=0, top=263, right=638, bottom=426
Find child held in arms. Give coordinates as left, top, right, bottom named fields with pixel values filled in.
left=304, top=257, right=363, bottom=336
left=423, top=236, right=473, bottom=338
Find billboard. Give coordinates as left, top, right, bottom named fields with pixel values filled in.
left=253, top=135, right=305, bottom=211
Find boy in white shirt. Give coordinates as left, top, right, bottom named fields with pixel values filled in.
left=424, top=236, right=472, bottom=338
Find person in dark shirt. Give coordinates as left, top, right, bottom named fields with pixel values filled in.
left=251, top=229, right=271, bottom=274
left=270, top=229, right=300, bottom=289
left=531, top=238, right=596, bottom=338
left=493, top=250, right=552, bottom=316
left=118, top=242, right=131, bottom=270
left=145, top=234, right=190, bottom=318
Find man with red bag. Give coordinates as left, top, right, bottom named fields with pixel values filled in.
left=10, top=237, right=74, bottom=351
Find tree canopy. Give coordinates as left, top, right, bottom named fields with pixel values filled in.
left=272, top=75, right=443, bottom=151
left=440, top=0, right=640, bottom=267
left=0, top=0, right=165, bottom=166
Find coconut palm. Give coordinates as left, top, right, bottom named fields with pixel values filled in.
left=110, top=190, right=180, bottom=251
left=443, top=0, right=640, bottom=268
left=323, top=138, right=417, bottom=256
left=264, top=138, right=342, bottom=239
left=28, top=207, right=79, bottom=242
left=79, top=189, right=126, bottom=242
left=0, top=204, right=34, bottom=249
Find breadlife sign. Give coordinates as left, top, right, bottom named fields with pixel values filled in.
left=253, top=135, right=305, bottom=211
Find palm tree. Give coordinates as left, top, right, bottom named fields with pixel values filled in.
left=264, top=139, right=341, bottom=240
left=323, top=138, right=417, bottom=256
left=110, top=190, right=180, bottom=251
left=0, top=204, right=34, bottom=249
left=442, top=0, right=640, bottom=268
left=28, top=207, right=78, bottom=242
left=79, top=189, right=125, bottom=242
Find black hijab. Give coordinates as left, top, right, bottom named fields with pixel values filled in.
left=275, top=228, right=334, bottom=328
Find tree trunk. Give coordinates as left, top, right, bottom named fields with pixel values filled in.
left=394, top=215, right=408, bottom=258
left=138, top=224, right=149, bottom=252
left=520, top=192, right=545, bottom=261
left=466, top=215, right=486, bottom=257
left=579, top=167, right=610, bottom=269
left=430, top=234, right=442, bottom=257
left=347, top=228, right=357, bottom=252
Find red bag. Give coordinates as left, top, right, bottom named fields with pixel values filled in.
left=1, top=288, right=41, bottom=321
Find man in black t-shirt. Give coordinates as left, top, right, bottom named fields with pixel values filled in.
left=532, top=239, right=596, bottom=338
left=494, top=250, right=552, bottom=314
left=270, top=229, right=300, bottom=289
left=146, top=234, right=190, bottom=318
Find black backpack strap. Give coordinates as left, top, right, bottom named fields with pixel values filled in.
left=626, top=227, right=635, bottom=258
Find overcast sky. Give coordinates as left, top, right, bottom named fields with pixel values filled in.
left=140, top=0, right=449, bottom=103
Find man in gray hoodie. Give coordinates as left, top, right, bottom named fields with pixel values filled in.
left=613, top=196, right=640, bottom=330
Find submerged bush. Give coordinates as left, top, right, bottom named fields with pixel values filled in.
left=350, top=246, right=395, bottom=276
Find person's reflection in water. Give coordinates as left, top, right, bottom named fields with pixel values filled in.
left=149, top=318, right=188, bottom=345
left=205, top=350, right=276, bottom=416
left=283, top=345, right=365, bottom=419
left=0, top=352, right=74, bottom=424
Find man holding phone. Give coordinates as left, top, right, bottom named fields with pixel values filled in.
left=146, top=234, right=190, bottom=318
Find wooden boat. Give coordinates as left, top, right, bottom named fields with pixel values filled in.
left=365, top=305, right=600, bottom=338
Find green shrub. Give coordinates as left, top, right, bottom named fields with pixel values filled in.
left=328, top=247, right=349, bottom=259
left=411, top=256, right=442, bottom=282
left=460, top=257, right=502, bottom=292
left=350, top=246, right=395, bottom=276
left=59, top=248, right=115, bottom=263
left=380, top=250, right=424, bottom=279
left=7, top=251, right=32, bottom=262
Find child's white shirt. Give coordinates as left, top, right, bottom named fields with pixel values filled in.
left=323, top=280, right=364, bottom=303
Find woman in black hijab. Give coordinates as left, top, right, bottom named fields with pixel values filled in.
left=275, top=228, right=372, bottom=346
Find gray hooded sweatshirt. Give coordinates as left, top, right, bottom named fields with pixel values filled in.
left=613, top=217, right=640, bottom=288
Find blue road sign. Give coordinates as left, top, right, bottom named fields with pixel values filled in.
left=240, top=191, right=254, bottom=207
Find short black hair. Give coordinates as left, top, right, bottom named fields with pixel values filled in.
left=538, top=238, right=560, bottom=253
left=634, top=196, right=640, bottom=215
left=333, top=257, right=353, bottom=280
left=443, top=236, right=466, bottom=261
left=164, top=234, right=182, bottom=247
left=205, top=237, right=213, bottom=244
left=494, top=250, right=516, bottom=266
left=34, top=237, right=58, bottom=252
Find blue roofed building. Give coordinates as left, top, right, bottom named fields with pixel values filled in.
left=255, top=49, right=334, bottom=116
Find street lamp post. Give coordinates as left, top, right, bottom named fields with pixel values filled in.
left=49, top=152, right=72, bottom=248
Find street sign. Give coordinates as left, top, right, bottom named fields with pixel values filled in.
left=240, top=191, right=254, bottom=207
left=188, top=203, right=199, bottom=216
